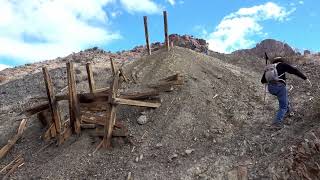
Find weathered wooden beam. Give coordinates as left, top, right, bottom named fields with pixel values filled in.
left=0, top=119, right=27, bottom=160
left=103, top=71, right=120, bottom=148
left=163, top=11, right=170, bottom=50
left=159, top=73, right=182, bottom=82
left=110, top=58, right=116, bottom=76
left=25, top=90, right=160, bottom=116
left=80, top=123, right=96, bottom=129
left=143, top=16, right=151, bottom=55
left=0, top=154, right=22, bottom=174
left=67, top=62, right=81, bottom=134
left=81, top=114, right=124, bottom=129
left=149, top=78, right=184, bottom=87
left=113, top=98, right=161, bottom=108
left=42, top=123, right=55, bottom=142
left=103, top=104, right=117, bottom=148
left=42, top=67, right=62, bottom=143
left=92, top=127, right=128, bottom=137
left=119, top=68, right=129, bottom=82
left=86, top=63, right=96, bottom=93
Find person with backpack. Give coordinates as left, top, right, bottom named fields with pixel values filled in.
left=261, top=57, right=312, bottom=129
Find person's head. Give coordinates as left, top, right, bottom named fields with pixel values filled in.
left=272, top=56, right=284, bottom=64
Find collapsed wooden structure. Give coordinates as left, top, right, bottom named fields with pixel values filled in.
left=23, top=59, right=184, bottom=150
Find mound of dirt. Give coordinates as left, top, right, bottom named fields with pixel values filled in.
left=1, top=46, right=320, bottom=179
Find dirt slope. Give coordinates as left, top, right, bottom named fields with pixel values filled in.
left=0, top=46, right=319, bottom=179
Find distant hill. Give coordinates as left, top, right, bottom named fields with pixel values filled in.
left=232, top=39, right=296, bottom=58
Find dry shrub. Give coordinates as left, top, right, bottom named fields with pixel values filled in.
left=0, top=75, right=6, bottom=83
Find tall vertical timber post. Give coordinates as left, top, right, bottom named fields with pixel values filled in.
left=42, top=67, right=63, bottom=144
left=143, top=16, right=151, bottom=55
left=163, top=11, right=170, bottom=51
left=67, top=62, right=81, bottom=134
left=86, top=63, right=96, bottom=93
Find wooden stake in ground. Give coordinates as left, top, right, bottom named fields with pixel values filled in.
left=0, top=119, right=27, bottom=160
left=42, top=67, right=63, bottom=143
left=86, top=63, right=96, bottom=93
left=110, top=58, right=116, bottom=76
left=103, top=71, right=120, bottom=148
left=67, top=62, right=81, bottom=134
left=143, top=16, right=151, bottom=55
left=163, top=11, right=170, bottom=51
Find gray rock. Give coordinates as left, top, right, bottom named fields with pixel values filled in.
left=137, top=115, right=148, bottom=125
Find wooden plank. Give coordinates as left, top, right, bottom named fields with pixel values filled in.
left=0, top=119, right=27, bottom=160
left=80, top=123, right=96, bottom=129
left=43, top=123, right=55, bottom=142
left=163, top=11, right=170, bottom=50
left=159, top=73, right=182, bottom=82
left=42, top=67, right=62, bottom=143
left=86, top=63, right=96, bottom=93
left=67, top=62, right=81, bottom=134
left=92, top=127, right=128, bottom=137
left=119, top=68, right=129, bottom=82
left=82, top=116, right=124, bottom=129
left=25, top=90, right=160, bottom=116
left=110, top=58, right=116, bottom=76
left=148, top=79, right=184, bottom=89
left=3, top=157, right=24, bottom=179
left=103, top=71, right=120, bottom=148
left=113, top=98, right=161, bottom=108
left=120, top=91, right=160, bottom=100
left=0, top=154, right=22, bottom=174
left=143, top=16, right=151, bottom=55
left=103, top=104, right=117, bottom=148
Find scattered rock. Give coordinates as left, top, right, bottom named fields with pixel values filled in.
left=168, top=153, right=178, bottom=162
left=137, top=115, right=148, bottom=125
left=155, top=143, right=163, bottom=148
left=185, top=149, right=195, bottom=155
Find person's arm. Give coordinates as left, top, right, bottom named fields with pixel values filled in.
left=261, top=72, right=267, bottom=84
left=282, top=63, right=307, bottom=80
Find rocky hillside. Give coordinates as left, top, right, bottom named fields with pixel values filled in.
left=232, top=39, right=296, bottom=58
left=0, top=34, right=209, bottom=84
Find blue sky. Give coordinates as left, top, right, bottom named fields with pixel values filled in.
left=0, top=0, right=319, bottom=70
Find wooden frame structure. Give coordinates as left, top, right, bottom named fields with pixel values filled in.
left=37, top=59, right=173, bottom=149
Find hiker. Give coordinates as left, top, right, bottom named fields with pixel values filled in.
left=261, top=57, right=312, bottom=128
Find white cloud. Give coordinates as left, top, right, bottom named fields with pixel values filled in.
left=298, top=1, right=304, bottom=5
left=166, top=0, right=175, bottom=6
left=120, top=0, right=163, bottom=14
left=111, top=11, right=123, bottom=18
left=0, top=0, right=121, bottom=64
left=0, top=64, right=10, bottom=71
left=206, top=2, right=295, bottom=53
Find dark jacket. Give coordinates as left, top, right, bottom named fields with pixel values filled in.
left=261, top=62, right=307, bottom=84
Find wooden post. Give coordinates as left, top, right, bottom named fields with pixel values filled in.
left=67, top=62, right=81, bottom=134
left=143, top=16, right=151, bottom=55
left=103, top=71, right=120, bottom=148
left=86, top=63, right=96, bottom=93
left=110, top=58, right=116, bottom=76
left=163, top=11, right=170, bottom=50
left=42, top=67, right=63, bottom=143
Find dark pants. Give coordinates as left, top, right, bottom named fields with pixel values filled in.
left=268, top=83, right=289, bottom=124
